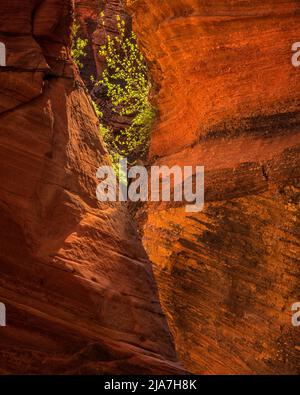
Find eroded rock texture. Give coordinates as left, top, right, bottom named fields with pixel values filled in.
left=126, top=0, right=300, bottom=373
left=0, top=0, right=184, bottom=374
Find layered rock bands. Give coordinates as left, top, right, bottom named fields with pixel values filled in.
left=126, top=0, right=300, bottom=374
left=0, top=0, right=184, bottom=374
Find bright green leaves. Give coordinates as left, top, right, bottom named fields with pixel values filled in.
left=96, top=14, right=155, bottom=168
left=71, top=13, right=155, bottom=173
left=71, top=22, right=88, bottom=69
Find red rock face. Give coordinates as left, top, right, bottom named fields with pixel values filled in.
left=0, top=0, right=184, bottom=374
left=126, top=0, right=300, bottom=373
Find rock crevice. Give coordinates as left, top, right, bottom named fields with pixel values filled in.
left=0, top=0, right=184, bottom=374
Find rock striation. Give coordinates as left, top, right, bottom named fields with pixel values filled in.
left=0, top=0, right=184, bottom=374
left=126, top=0, right=300, bottom=374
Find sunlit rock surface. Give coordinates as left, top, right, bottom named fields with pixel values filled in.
left=126, top=0, right=300, bottom=374
left=0, top=0, right=184, bottom=374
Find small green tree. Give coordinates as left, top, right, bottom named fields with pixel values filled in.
left=71, top=22, right=88, bottom=69
left=94, top=14, right=155, bottom=167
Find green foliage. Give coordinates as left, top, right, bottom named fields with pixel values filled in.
left=95, top=14, right=155, bottom=168
left=92, top=100, right=103, bottom=118
left=71, top=22, right=88, bottom=69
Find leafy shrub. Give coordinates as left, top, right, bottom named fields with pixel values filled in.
left=71, top=22, right=88, bottom=69
left=71, top=13, right=155, bottom=174
left=94, top=14, right=155, bottom=168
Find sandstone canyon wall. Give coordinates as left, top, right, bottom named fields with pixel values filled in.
left=126, top=0, right=300, bottom=374
left=0, top=0, right=184, bottom=374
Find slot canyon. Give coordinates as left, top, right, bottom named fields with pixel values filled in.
left=0, top=0, right=299, bottom=375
